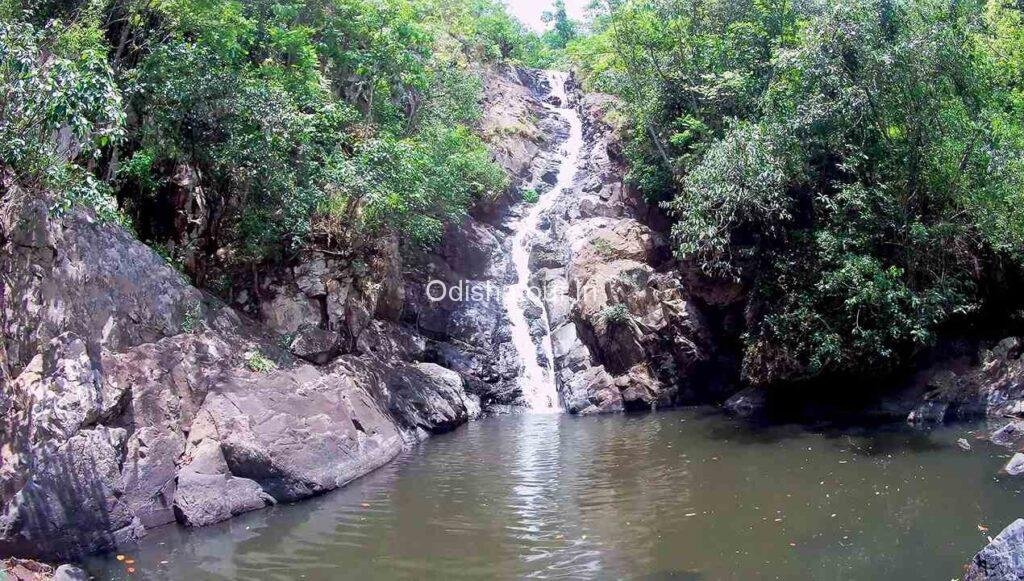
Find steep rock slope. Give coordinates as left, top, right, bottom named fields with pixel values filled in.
left=0, top=189, right=477, bottom=560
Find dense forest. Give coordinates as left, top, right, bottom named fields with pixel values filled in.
left=4, top=0, right=1024, bottom=388
left=567, top=0, right=1024, bottom=386
left=1, top=0, right=558, bottom=287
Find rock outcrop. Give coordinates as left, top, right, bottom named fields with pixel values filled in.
left=966, top=519, right=1024, bottom=580
left=907, top=338, right=1024, bottom=425
left=518, top=81, right=723, bottom=413
left=904, top=337, right=1024, bottom=454
left=0, top=194, right=493, bottom=561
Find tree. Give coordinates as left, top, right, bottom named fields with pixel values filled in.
left=543, top=0, right=579, bottom=48
left=569, top=0, right=1024, bottom=386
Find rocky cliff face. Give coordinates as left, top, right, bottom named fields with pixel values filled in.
left=519, top=79, right=728, bottom=414
left=0, top=188, right=482, bottom=560
left=0, top=66, right=565, bottom=561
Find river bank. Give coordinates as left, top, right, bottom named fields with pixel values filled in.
left=84, top=409, right=1024, bottom=580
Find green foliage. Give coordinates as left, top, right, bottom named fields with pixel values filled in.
left=570, top=0, right=1024, bottom=384
left=542, top=0, right=578, bottom=49
left=182, top=300, right=203, bottom=333
left=666, top=121, right=791, bottom=278
left=1, top=18, right=126, bottom=222
left=591, top=237, right=615, bottom=256
left=600, top=303, right=631, bottom=325
left=243, top=349, right=278, bottom=373
left=521, top=188, right=540, bottom=204
left=1, top=0, right=542, bottom=280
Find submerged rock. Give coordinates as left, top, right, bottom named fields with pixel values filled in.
left=965, top=519, right=1024, bottom=580
left=723, top=387, right=767, bottom=418
left=907, top=400, right=951, bottom=424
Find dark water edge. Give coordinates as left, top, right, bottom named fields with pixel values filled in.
left=86, top=409, right=1024, bottom=580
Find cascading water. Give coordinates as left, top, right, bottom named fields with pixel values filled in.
left=504, top=70, right=583, bottom=413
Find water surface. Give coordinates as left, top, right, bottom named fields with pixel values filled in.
left=88, top=410, right=1024, bottom=579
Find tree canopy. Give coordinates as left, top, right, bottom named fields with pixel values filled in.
left=1, top=0, right=550, bottom=283
left=568, top=0, right=1024, bottom=384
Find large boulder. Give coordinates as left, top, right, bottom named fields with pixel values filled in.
left=173, top=439, right=274, bottom=527
left=965, top=519, right=1024, bottom=580
left=385, top=362, right=482, bottom=439
left=190, top=362, right=405, bottom=502
left=0, top=427, right=143, bottom=560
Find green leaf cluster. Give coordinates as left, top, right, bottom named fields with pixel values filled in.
left=569, top=0, right=1024, bottom=384
left=3, top=0, right=545, bottom=274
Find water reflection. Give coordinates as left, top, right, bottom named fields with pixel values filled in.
left=87, top=410, right=1024, bottom=580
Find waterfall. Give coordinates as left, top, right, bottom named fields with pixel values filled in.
left=504, top=70, right=583, bottom=413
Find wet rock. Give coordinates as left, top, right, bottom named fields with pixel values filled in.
left=385, top=362, right=481, bottom=439
left=992, top=421, right=1024, bottom=448
left=965, top=519, right=1024, bottom=580
left=1005, top=453, right=1024, bottom=476
left=173, top=439, right=274, bottom=527
left=289, top=326, right=343, bottom=364
left=53, top=564, right=89, bottom=581
left=724, top=387, right=767, bottom=418
left=529, top=241, right=567, bottom=270
left=907, top=400, right=950, bottom=425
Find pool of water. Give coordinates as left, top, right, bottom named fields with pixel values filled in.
left=87, top=409, right=1024, bottom=580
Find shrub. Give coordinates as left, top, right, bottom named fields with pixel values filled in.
left=244, top=350, right=277, bottom=373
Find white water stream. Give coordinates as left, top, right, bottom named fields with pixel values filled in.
left=504, top=70, right=583, bottom=413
